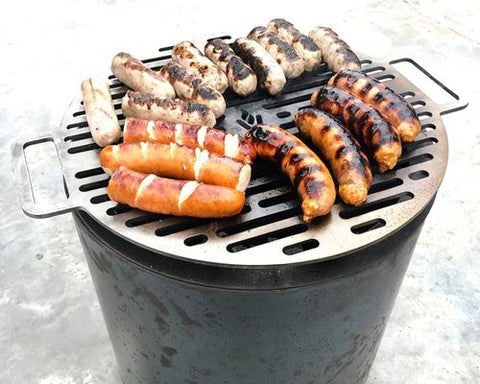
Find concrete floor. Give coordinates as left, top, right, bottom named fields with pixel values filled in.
left=1, top=0, right=479, bottom=383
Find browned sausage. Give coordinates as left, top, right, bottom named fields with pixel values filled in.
left=245, top=124, right=336, bottom=222
left=328, top=69, right=421, bottom=142
left=99, top=142, right=251, bottom=192
left=295, top=108, right=372, bottom=206
left=311, top=86, right=402, bottom=173
left=107, top=167, right=245, bottom=218
left=123, top=117, right=256, bottom=164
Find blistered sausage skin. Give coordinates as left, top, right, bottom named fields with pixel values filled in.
left=247, top=26, right=305, bottom=78
left=311, top=86, right=402, bottom=173
left=121, top=91, right=216, bottom=127
left=111, top=52, right=175, bottom=98
left=308, top=27, right=361, bottom=73
left=159, top=61, right=226, bottom=118
left=171, top=41, right=228, bottom=93
left=295, top=108, right=372, bottom=206
left=107, top=167, right=245, bottom=218
left=99, top=141, right=251, bottom=192
left=80, top=77, right=121, bottom=147
left=245, top=124, right=336, bottom=222
left=266, top=18, right=322, bottom=72
left=123, top=118, right=256, bottom=164
left=231, top=38, right=286, bottom=96
left=328, top=69, right=421, bottom=142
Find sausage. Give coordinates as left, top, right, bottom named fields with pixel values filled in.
left=328, top=69, right=421, bottom=142
left=111, top=52, right=175, bottom=98
left=311, top=86, right=402, bottom=173
left=107, top=167, right=245, bottom=218
left=121, top=91, right=216, bottom=127
left=266, top=18, right=322, bottom=72
left=80, top=77, right=121, bottom=147
left=245, top=124, right=336, bottom=222
left=231, top=38, right=286, bottom=96
left=123, top=117, right=256, bottom=164
left=159, top=61, right=226, bottom=118
left=295, top=108, right=372, bottom=206
left=99, top=141, right=251, bottom=192
left=247, top=26, right=305, bottom=78
left=171, top=41, right=228, bottom=93
left=204, top=39, right=257, bottom=97
left=308, top=27, right=361, bottom=73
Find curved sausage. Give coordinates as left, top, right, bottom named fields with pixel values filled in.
left=231, top=38, right=286, bottom=96
left=171, top=41, right=228, bottom=93
left=245, top=124, right=336, bottom=222
left=111, top=52, right=175, bottom=98
left=308, top=27, right=361, bottom=73
left=328, top=69, right=421, bottom=142
left=247, top=26, right=305, bottom=78
left=80, top=77, right=121, bottom=147
left=121, top=91, right=216, bottom=127
left=266, top=18, right=322, bottom=71
left=311, top=86, right=402, bottom=172
left=99, top=142, right=251, bottom=192
left=295, top=108, right=372, bottom=206
left=107, top=167, right=245, bottom=218
left=204, top=39, right=258, bottom=97
left=123, top=118, right=256, bottom=164
left=159, top=61, right=226, bottom=118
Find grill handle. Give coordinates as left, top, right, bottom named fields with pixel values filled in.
left=12, top=133, right=79, bottom=218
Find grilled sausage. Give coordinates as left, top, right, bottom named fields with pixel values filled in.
left=111, top=52, right=175, bottom=98
left=247, top=26, right=305, bottom=78
left=308, top=27, right=361, bottom=73
left=123, top=118, right=256, bottom=164
left=99, top=142, right=251, bottom=192
left=80, top=77, right=121, bottom=147
left=328, top=69, right=421, bottom=142
left=311, top=86, right=402, bottom=172
left=204, top=39, right=258, bottom=97
left=107, top=167, right=245, bottom=218
left=245, top=124, right=336, bottom=221
left=295, top=108, right=372, bottom=206
left=171, top=41, right=228, bottom=93
left=231, top=38, right=286, bottom=96
left=121, top=91, right=216, bottom=127
left=266, top=18, right=322, bottom=72
left=159, top=61, right=226, bottom=118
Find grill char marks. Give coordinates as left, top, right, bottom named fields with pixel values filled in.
left=246, top=124, right=336, bottom=221
left=328, top=69, right=421, bottom=142
left=311, top=86, right=402, bottom=173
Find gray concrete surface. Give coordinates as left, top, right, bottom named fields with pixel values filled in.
left=1, top=0, right=479, bottom=383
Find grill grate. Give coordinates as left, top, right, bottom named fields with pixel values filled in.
left=15, top=36, right=468, bottom=267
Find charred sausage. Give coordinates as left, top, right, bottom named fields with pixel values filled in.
left=107, top=167, right=245, bottom=218
left=171, top=41, right=228, bottom=93
left=99, top=141, right=251, bottom=192
left=328, top=69, right=421, bottom=142
left=111, top=52, right=175, bottom=98
left=80, top=77, right=121, bottom=147
left=295, top=108, right=372, bottom=206
left=123, top=118, right=256, bottom=164
left=308, top=27, right=361, bottom=73
left=121, top=91, right=216, bottom=127
left=159, top=61, right=226, bottom=118
left=231, top=38, right=286, bottom=96
left=247, top=26, right=305, bottom=78
left=204, top=39, right=258, bottom=97
left=245, top=124, right=336, bottom=222
left=266, top=18, right=322, bottom=71
left=311, top=86, right=402, bottom=172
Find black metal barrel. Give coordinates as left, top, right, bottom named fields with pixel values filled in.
left=73, top=198, right=434, bottom=384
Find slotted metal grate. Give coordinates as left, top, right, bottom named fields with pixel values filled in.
left=14, top=36, right=468, bottom=267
